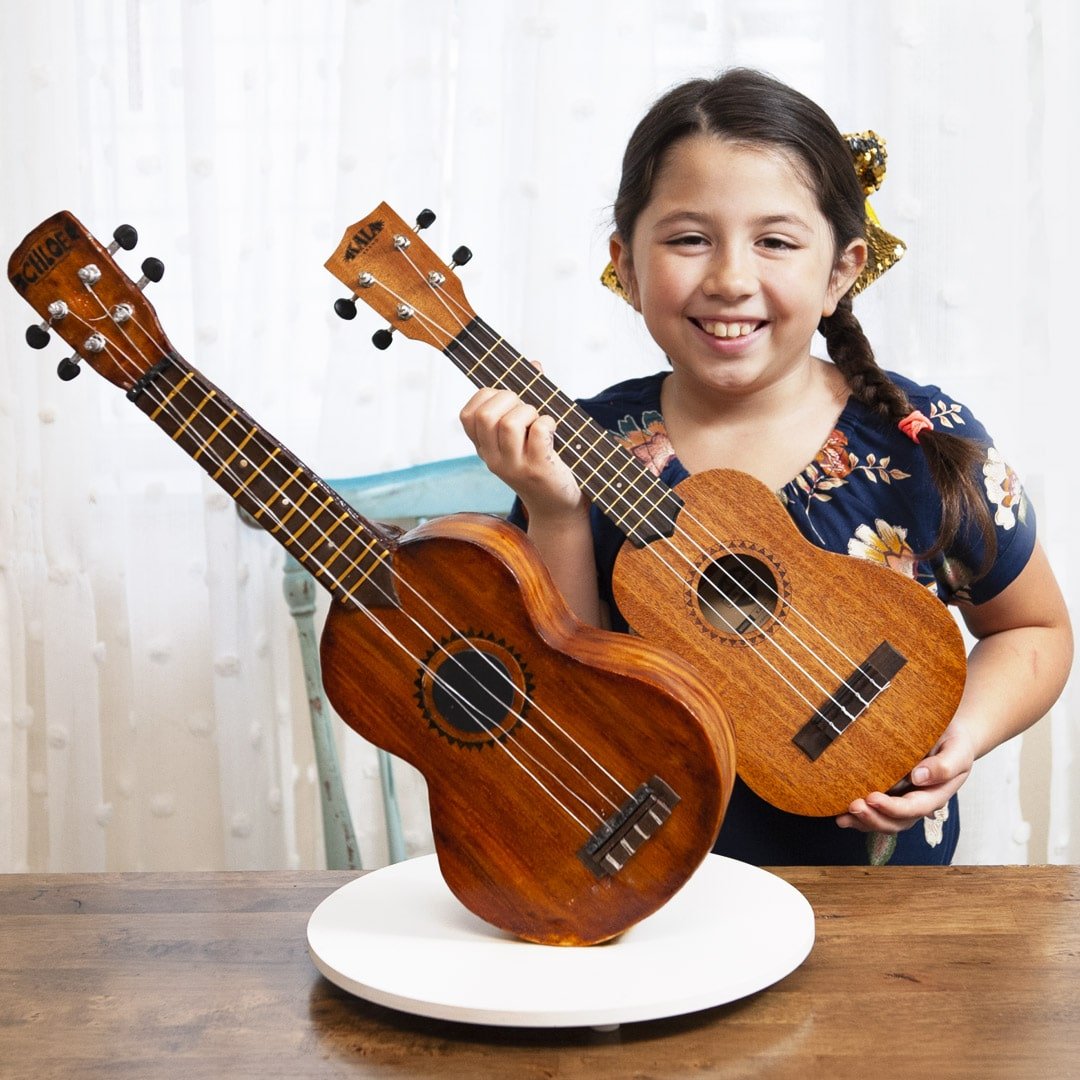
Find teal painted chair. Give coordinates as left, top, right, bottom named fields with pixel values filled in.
left=266, top=456, right=514, bottom=870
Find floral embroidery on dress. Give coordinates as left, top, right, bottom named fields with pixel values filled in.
left=983, top=446, right=1028, bottom=530
left=847, top=519, right=919, bottom=579
left=794, top=428, right=910, bottom=506
left=867, top=831, right=897, bottom=865
left=815, top=428, right=855, bottom=479
left=923, top=803, right=949, bottom=847
left=615, top=410, right=676, bottom=477
left=928, top=398, right=966, bottom=430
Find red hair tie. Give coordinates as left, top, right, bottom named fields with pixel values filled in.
left=898, top=410, right=932, bottom=443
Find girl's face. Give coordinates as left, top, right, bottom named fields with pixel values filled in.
left=611, top=134, right=865, bottom=401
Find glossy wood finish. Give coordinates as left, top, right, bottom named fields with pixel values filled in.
left=1, top=866, right=1076, bottom=1079
left=319, top=512, right=734, bottom=944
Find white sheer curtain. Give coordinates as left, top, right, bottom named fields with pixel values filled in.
left=1, top=0, right=1075, bottom=872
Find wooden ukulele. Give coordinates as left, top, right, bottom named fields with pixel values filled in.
left=9, top=211, right=736, bottom=946
left=326, top=201, right=968, bottom=818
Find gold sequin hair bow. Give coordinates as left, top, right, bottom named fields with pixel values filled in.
left=600, top=130, right=907, bottom=301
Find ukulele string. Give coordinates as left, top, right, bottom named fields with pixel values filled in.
left=373, top=260, right=887, bottom=734
left=73, top=292, right=629, bottom=830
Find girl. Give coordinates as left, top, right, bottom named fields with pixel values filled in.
left=459, top=69, right=1072, bottom=865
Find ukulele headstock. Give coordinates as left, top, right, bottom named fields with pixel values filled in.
left=325, top=202, right=476, bottom=351
left=8, top=211, right=173, bottom=392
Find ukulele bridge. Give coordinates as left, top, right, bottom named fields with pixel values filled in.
left=578, top=775, right=680, bottom=878
left=792, top=641, right=907, bottom=760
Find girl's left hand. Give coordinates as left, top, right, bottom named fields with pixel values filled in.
left=835, top=719, right=976, bottom=834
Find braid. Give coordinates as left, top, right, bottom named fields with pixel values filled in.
left=820, top=298, right=996, bottom=577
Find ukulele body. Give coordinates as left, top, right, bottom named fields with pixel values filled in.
left=613, top=468, right=967, bottom=817
left=320, top=512, right=736, bottom=946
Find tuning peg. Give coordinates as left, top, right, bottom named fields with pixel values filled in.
left=372, top=328, right=394, bottom=350
left=136, top=257, right=164, bottom=288
left=25, top=324, right=51, bottom=349
left=450, top=245, right=472, bottom=269
left=56, top=356, right=82, bottom=381
left=108, top=224, right=138, bottom=253
left=333, top=297, right=358, bottom=320
left=415, top=208, right=436, bottom=231
left=24, top=300, right=70, bottom=349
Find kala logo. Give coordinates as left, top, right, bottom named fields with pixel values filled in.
left=342, top=219, right=384, bottom=261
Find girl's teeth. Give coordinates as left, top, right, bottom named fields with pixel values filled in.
left=703, top=321, right=754, bottom=338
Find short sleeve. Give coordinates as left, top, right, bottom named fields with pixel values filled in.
left=920, top=392, right=1036, bottom=605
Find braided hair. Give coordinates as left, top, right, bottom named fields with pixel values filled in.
left=613, top=68, right=996, bottom=574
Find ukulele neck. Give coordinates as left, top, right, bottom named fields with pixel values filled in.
left=128, top=354, right=397, bottom=606
left=444, top=316, right=683, bottom=546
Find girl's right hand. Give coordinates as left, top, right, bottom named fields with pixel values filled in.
left=459, top=388, right=585, bottom=522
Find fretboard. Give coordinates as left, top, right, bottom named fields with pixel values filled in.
left=128, top=353, right=397, bottom=607
left=444, top=316, right=683, bottom=546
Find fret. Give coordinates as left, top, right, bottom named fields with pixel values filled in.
left=293, top=492, right=343, bottom=557
left=305, top=504, right=354, bottom=561
left=234, top=446, right=283, bottom=500
left=464, top=335, right=504, bottom=379
left=168, top=386, right=217, bottom=445
left=444, top=316, right=684, bottom=546
left=211, top=426, right=260, bottom=482
left=340, top=546, right=393, bottom=602
left=256, top=464, right=308, bottom=526
left=194, top=407, right=238, bottom=462
left=149, top=368, right=197, bottom=421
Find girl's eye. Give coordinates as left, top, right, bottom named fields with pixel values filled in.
left=668, top=234, right=708, bottom=247
left=760, top=236, right=796, bottom=251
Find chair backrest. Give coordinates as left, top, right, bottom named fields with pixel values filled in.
left=326, top=455, right=514, bottom=524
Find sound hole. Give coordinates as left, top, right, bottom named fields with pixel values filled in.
left=432, top=651, right=516, bottom=736
left=418, top=636, right=531, bottom=747
left=697, top=554, right=780, bottom=637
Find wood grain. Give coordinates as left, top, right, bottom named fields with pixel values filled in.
left=615, top=468, right=968, bottom=815
left=1, top=866, right=1076, bottom=1079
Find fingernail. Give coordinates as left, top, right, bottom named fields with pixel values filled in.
left=913, top=767, right=930, bottom=784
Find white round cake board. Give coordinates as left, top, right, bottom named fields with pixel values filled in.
left=307, top=853, right=815, bottom=1028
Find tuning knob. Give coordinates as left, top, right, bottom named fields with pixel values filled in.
left=109, top=224, right=138, bottom=253
left=56, top=356, right=82, bottom=381
left=25, top=324, right=50, bottom=349
left=450, top=245, right=472, bottom=268
left=415, top=208, right=436, bottom=230
left=333, top=297, right=358, bottom=320
left=372, top=328, right=394, bottom=350
left=136, top=257, right=165, bottom=288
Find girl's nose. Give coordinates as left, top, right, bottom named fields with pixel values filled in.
left=702, top=250, right=755, bottom=300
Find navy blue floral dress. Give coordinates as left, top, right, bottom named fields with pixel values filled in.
left=515, top=369, right=1036, bottom=866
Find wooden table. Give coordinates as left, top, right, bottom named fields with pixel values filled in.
left=0, top=865, right=1076, bottom=1079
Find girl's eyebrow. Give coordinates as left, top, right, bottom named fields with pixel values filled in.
left=754, top=213, right=813, bottom=231
left=649, top=209, right=815, bottom=232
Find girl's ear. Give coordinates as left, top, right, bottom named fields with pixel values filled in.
left=824, top=238, right=868, bottom=316
left=609, top=234, right=640, bottom=311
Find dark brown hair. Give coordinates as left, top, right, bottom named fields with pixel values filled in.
left=613, top=68, right=995, bottom=574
